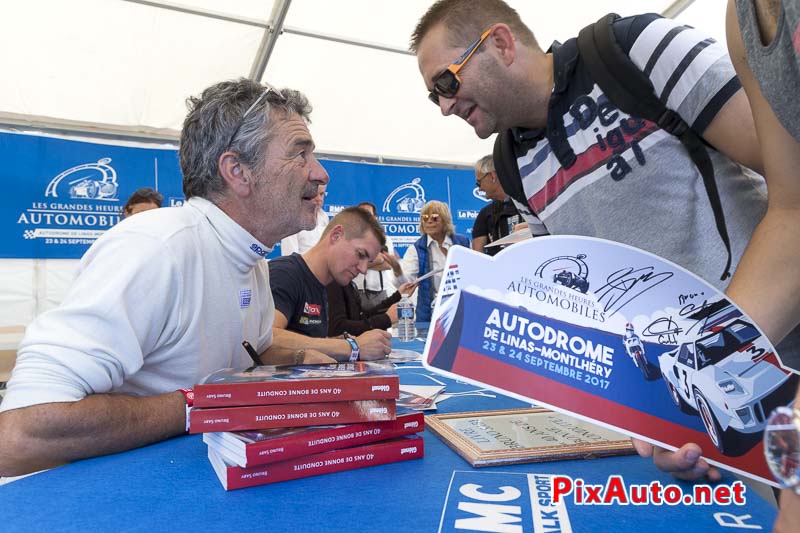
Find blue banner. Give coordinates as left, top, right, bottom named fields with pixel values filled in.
left=320, top=159, right=484, bottom=257
left=0, top=131, right=184, bottom=259
left=0, top=132, right=487, bottom=259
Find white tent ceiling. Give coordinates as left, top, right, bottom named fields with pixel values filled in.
left=0, top=0, right=728, bottom=166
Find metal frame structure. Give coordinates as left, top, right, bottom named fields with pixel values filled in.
left=4, top=0, right=698, bottom=167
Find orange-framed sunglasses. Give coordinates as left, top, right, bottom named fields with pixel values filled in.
left=428, top=27, right=494, bottom=105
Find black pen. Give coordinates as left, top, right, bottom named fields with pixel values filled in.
left=242, top=340, right=262, bottom=366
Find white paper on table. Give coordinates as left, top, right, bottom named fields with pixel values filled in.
left=398, top=384, right=445, bottom=411
left=413, top=268, right=444, bottom=283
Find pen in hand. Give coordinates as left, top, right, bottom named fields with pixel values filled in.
left=242, top=340, right=262, bottom=366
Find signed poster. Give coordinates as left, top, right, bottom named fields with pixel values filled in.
left=422, top=236, right=798, bottom=485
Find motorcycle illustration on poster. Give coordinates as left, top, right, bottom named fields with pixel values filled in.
left=422, top=235, right=798, bottom=486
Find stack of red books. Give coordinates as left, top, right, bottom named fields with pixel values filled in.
left=192, top=360, right=425, bottom=490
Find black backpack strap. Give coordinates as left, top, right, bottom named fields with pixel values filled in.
left=493, top=129, right=528, bottom=207
left=578, top=14, right=732, bottom=280
left=493, top=131, right=549, bottom=235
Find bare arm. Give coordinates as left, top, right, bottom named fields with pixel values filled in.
left=472, top=235, right=489, bottom=253
left=366, top=254, right=392, bottom=271
left=265, top=311, right=391, bottom=361
left=380, top=251, right=404, bottom=278
left=724, top=0, right=800, bottom=345
left=721, top=22, right=800, bottom=522
left=633, top=0, right=800, bottom=484
left=701, top=88, right=763, bottom=174
left=260, top=311, right=342, bottom=363
left=0, top=392, right=186, bottom=477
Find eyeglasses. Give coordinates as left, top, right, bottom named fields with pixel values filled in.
left=428, top=27, right=493, bottom=105
left=475, top=172, right=491, bottom=188
left=226, top=83, right=281, bottom=150
left=421, top=213, right=441, bottom=222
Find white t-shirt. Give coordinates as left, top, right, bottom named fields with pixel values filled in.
left=1, top=197, right=275, bottom=412
left=280, top=209, right=329, bottom=255
left=399, top=234, right=455, bottom=308
left=352, top=235, right=398, bottom=294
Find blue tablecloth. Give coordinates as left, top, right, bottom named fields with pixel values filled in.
left=0, top=335, right=778, bottom=532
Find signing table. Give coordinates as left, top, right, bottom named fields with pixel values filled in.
left=0, top=335, right=778, bottom=532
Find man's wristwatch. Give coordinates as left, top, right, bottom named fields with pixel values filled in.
left=763, top=406, right=800, bottom=494
left=343, top=332, right=360, bottom=362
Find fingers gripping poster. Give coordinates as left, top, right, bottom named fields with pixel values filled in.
left=422, top=236, right=798, bottom=485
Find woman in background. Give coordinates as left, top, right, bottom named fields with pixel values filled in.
left=400, top=200, right=469, bottom=322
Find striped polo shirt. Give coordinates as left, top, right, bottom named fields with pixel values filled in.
left=508, top=13, right=767, bottom=292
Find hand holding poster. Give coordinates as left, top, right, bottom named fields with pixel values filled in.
left=422, top=235, right=798, bottom=486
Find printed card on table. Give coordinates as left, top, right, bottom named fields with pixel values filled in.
left=422, top=236, right=799, bottom=486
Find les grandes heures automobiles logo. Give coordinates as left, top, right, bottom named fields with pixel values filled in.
left=379, top=178, right=428, bottom=248
left=19, top=158, right=123, bottom=246
left=382, top=178, right=426, bottom=215
left=45, top=158, right=120, bottom=201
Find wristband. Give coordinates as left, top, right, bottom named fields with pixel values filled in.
left=179, top=388, right=194, bottom=407
left=343, top=332, right=360, bottom=362
left=293, top=349, right=306, bottom=366
left=179, top=388, right=194, bottom=433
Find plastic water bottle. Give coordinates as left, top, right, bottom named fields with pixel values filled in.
left=396, top=296, right=417, bottom=342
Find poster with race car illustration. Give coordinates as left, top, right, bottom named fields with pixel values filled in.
left=422, top=235, right=799, bottom=486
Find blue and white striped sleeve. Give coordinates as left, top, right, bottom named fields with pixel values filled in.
left=617, top=14, right=742, bottom=133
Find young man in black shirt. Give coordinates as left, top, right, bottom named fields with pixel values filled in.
left=269, top=207, right=393, bottom=361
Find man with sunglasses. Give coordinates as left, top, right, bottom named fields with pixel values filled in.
left=412, top=0, right=800, bottom=486
left=0, top=79, right=332, bottom=476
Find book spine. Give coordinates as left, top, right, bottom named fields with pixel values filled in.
left=222, top=435, right=424, bottom=490
left=205, top=412, right=423, bottom=467
left=245, top=412, right=424, bottom=466
left=194, top=376, right=399, bottom=407
left=190, top=400, right=396, bottom=434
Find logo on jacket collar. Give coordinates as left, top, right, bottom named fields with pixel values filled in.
left=250, top=243, right=269, bottom=257
left=304, top=302, right=322, bottom=316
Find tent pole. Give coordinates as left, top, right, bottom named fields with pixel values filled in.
left=121, top=0, right=267, bottom=27
left=281, top=26, right=413, bottom=56
left=662, top=0, right=698, bottom=19
left=249, top=0, right=292, bottom=81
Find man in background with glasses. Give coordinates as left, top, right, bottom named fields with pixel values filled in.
left=411, top=0, right=800, bottom=488
left=0, top=78, right=332, bottom=476
left=471, top=154, right=524, bottom=256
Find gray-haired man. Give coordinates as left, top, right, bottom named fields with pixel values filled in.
left=0, top=79, right=331, bottom=476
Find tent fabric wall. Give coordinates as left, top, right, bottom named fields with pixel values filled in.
left=0, top=260, right=77, bottom=330
left=0, top=0, right=727, bottom=165
left=0, top=0, right=732, bottom=341
left=0, top=128, right=484, bottom=331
